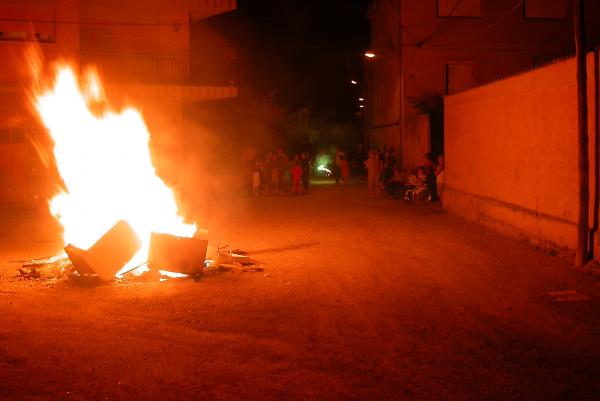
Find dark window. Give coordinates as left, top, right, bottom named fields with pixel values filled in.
left=0, top=31, right=27, bottom=41
left=437, top=0, right=481, bottom=17
left=35, top=32, right=55, bottom=43
left=524, top=0, right=569, bottom=19
left=0, top=4, right=56, bottom=43
left=0, top=129, right=10, bottom=143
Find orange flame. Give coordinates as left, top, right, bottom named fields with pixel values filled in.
left=35, top=64, right=196, bottom=274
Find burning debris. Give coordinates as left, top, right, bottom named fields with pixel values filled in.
left=17, top=255, right=72, bottom=280
left=14, top=213, right=262, bottom=284
left=17, top=240, right=263, bottom=285
left=21, top=62, right=264, bottom=284
left=148, top=233, right=208, bottom=275
left=65, top=220, right=141, bottom=281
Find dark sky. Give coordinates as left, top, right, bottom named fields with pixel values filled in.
left=196, top=0, right=370, bottom=122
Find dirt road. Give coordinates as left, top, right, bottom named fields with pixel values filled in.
left=1, top=184, right=599, bottom=401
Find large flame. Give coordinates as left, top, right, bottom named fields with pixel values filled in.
left=35, top=64, right=196, bottom=274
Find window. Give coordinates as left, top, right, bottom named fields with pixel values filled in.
left=0, top=31, right=27, bottom=41
left=446, top=64, right=475, bottom=94
left=0, top=128, right=28, bottom=144
left=0, top=4, right=56, bottom=43
left=437, top=0, right=481, bottom=17
left=524, top=0, right=569, bottom=19
left=0, top=129, right=10, bottom=144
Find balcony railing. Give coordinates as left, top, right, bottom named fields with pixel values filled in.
left=190, top=0, right=237, bottom=19
left=80, top=52, right=189, bottom=85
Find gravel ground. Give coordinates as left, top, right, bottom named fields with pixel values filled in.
left=1, top=183, right=599, bottom=401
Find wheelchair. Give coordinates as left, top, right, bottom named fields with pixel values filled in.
left=403, top=183, right=431, bottom=205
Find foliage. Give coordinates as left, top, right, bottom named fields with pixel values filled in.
left=284, top=106, right=320, bottom=145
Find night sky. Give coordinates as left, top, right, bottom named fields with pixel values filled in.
left=195, top=0, right=370, bottom=123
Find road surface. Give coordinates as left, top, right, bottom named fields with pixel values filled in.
left=1, top=183, right=599, bottom=401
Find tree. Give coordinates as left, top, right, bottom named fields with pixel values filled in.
left=284, top=106, right=320, bottom=146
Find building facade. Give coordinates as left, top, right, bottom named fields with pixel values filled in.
left=0, top=0, right=236, bottom=214
left=365, top=0, right=576, bottom=170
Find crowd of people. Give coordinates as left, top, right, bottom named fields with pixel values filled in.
left=363, top=146, right=444, bottom=202
left=242, top=144, right=444, bottom=203
left=244, top=149, right=311, bottom=196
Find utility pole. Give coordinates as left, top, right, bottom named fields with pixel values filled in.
left=574, top=0, right=590, bottom=266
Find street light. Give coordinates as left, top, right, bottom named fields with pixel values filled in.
left=351, top=80, right=358, bottom=85
left=359, top=104, right=364, bottom=108
left=358, top=97, right=364, bottom=102
left=364, top=51, right=376, bottom=58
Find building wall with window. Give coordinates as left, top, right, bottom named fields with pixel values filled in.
left=79, top=1, right=191, bottom=84
left=364, top=0, right=402, bottom=151
left=366, top=0, right=581, bottom=169
left=0, top=0, right=80, bottom=213
left=0, top=0, right=80, bottom=83
left=0, top=0, right=237, bottom=213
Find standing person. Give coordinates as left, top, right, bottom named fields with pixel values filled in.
left=300, top=152, right=311, bottom=193
left=424, top=152, right=439, bottom=202
left=291, top=160, right=303, bottom=195
left=381, top=146, right=396, bottom=188
left=240, top=147, right=251, bottom=195
left=264, top=151, right=273, bottom=195
left=355, top=143, right=367, bottom=183
left=378, top=146, right=386, bottom=191
left=276, top=148, right=289, bottom=194
left=435, top=154, right=445, bottom=203
left=334, top=147, right=345, bottom=184
left=364, top=149, right=381, bottom=197
left=339, top=152, right=350, bottom=184
left=270, top=153, right=280, bottom=195
left=251, top=154, right=262, bottom=197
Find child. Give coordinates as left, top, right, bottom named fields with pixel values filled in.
left=364, top=149, right=381, bottom=198
left=385, top=166, right=407, bottom=199
left=301, top=152, right=311, bottom=193
left=291, top=160, right=303, bottom=195
left=251, top=155, right=262, bottom=197
left=339, top=153, right=350, bottom=185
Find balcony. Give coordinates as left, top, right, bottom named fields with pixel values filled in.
left=80, top=51, right=237, bottom=102
left=189, top=0, right=237, bottom=20
left=80, top=51, right=189, bottom=85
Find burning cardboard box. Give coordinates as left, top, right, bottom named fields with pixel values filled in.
left=148, top=233, right=208, bottom=275
left=65, top=220, right=141, bottom=281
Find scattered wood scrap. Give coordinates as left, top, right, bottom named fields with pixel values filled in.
left=18, top=256, right=73, bottom=280
left=13, top=246, right=265, bottom=285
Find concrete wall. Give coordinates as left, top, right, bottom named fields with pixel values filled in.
left=444, top=52, right=598, bottom=251
left=79, top=0, right=189, bottom=57
left=0, top=0, right=237, bottom=211
left=402, top=113, right=430, bottom=171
